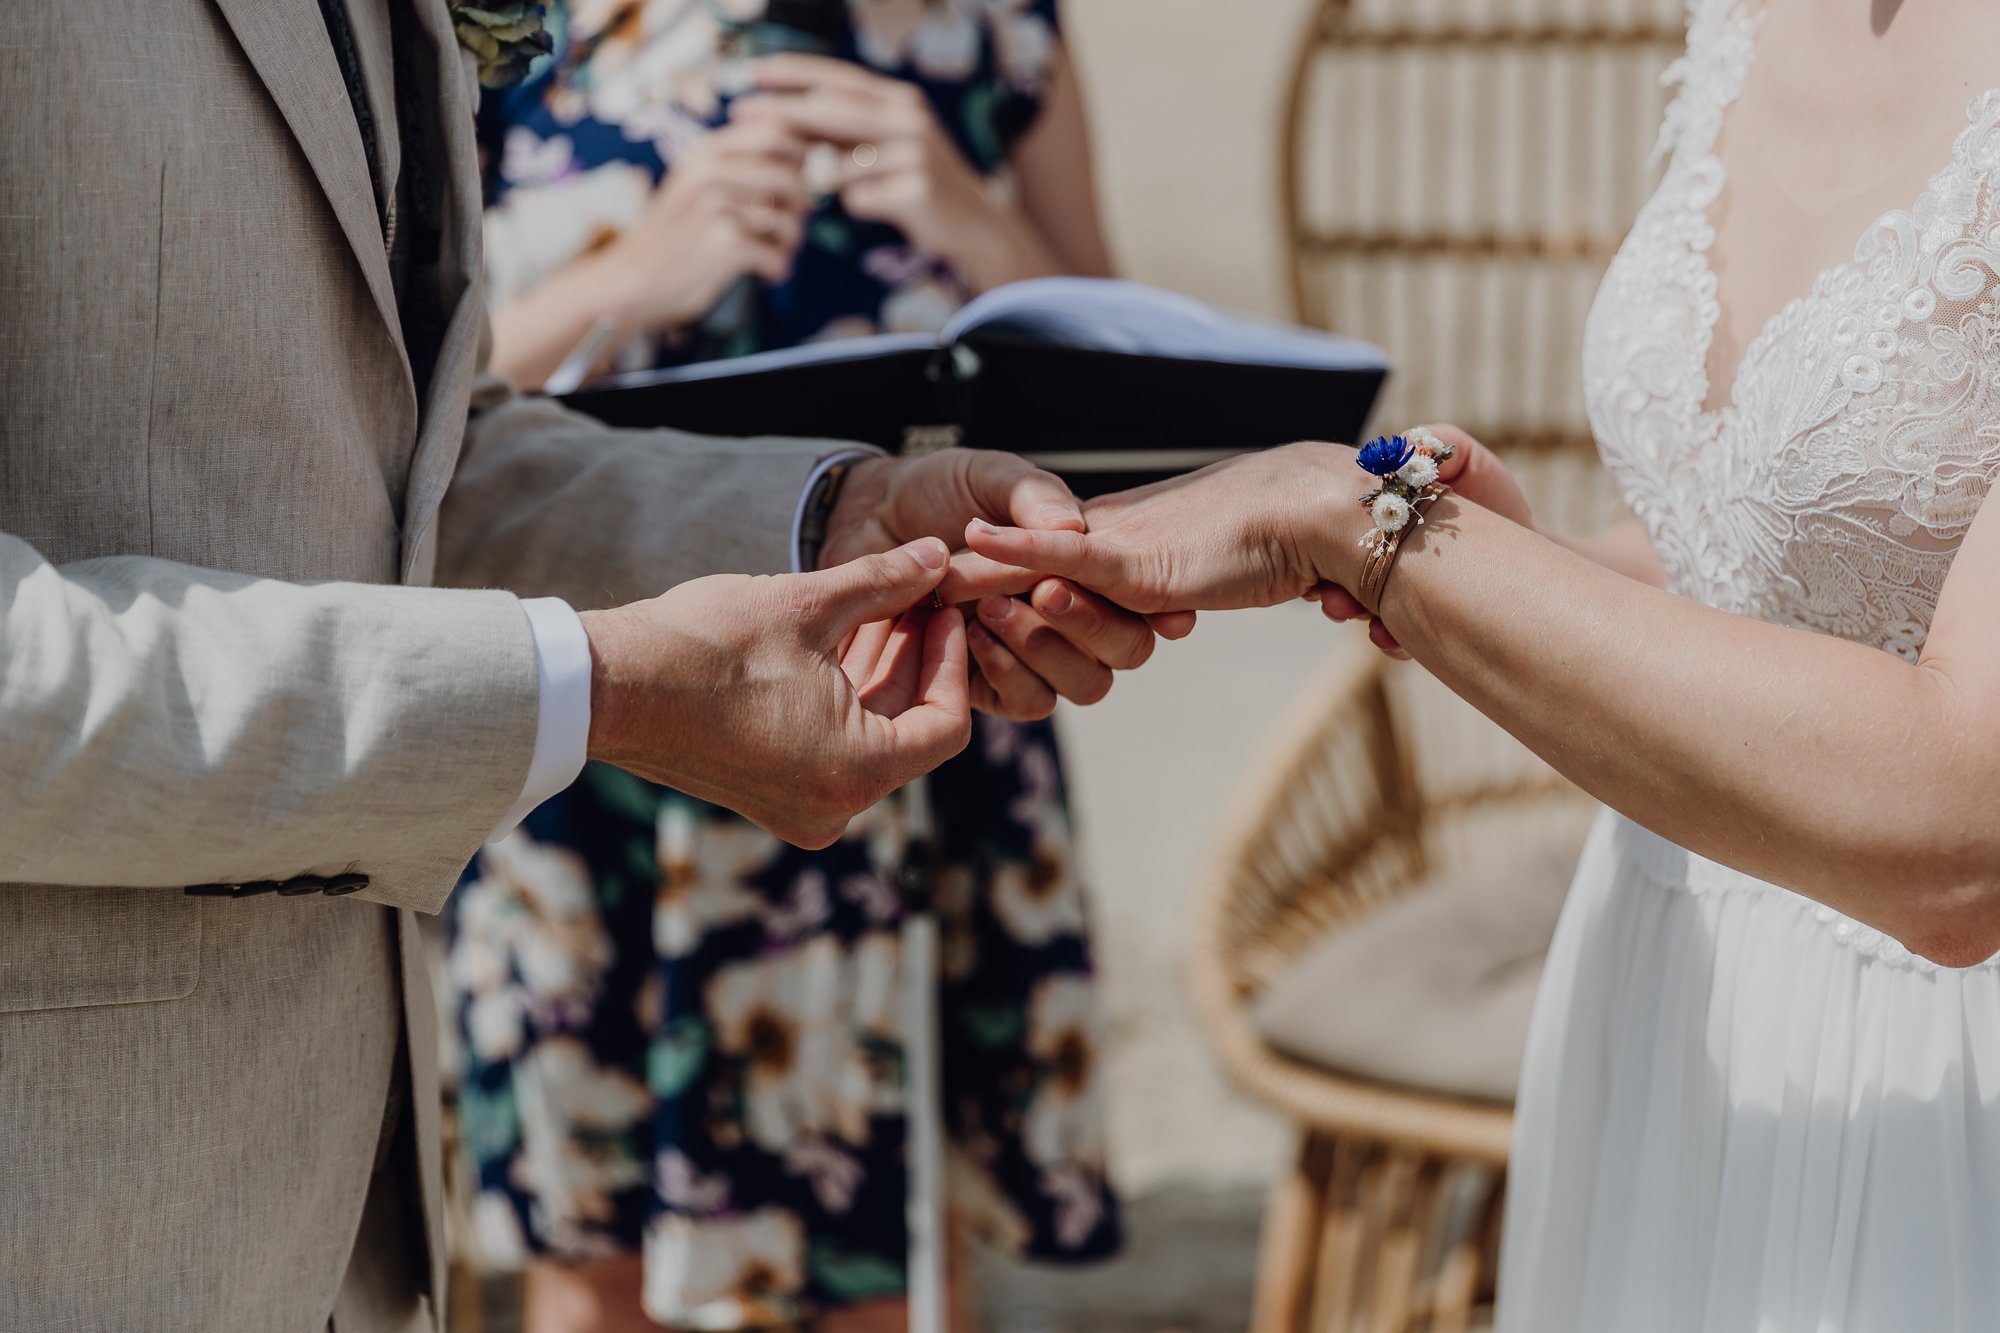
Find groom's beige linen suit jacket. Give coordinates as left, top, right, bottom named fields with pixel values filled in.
left=0, top=2, right=842, bottom=1328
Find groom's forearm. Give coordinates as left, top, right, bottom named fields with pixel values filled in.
left=437, top=378, right=854, bottom=609
left=0, top=531, right=539, bottom=912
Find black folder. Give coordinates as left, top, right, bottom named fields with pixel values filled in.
left=560, top=278, right=1390, bottom=496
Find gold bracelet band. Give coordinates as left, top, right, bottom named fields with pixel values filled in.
left=1356, top=483, right=1447, bottom=614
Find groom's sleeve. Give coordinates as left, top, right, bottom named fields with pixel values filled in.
left=436, top=366, right=880, bottom=609
left=0, top=530, right=541, bottom=914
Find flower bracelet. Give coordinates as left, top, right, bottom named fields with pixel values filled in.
left=1353, top=427, right=1453, bottom=611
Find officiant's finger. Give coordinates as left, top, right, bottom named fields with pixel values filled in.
left=1028, top=581, right=1156, bottom=672
left=711, top=114, right=813, bottom=168
left=966, top=620, right=1057, bottom=721
left=735, top=86, right=913, bottom=150
left=753, top=53, right=898, bottom=94
left=977, top=595, right=1115, bottom=704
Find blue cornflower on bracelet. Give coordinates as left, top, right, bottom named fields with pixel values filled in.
left=1356, top=427, right=1454, bottom=553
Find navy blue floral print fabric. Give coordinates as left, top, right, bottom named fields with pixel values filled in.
left=477, top=0, right=1065, bottom=367
left=450, top=725, right=1120, bottom=1326
left=452, top=10, right=1115, bottom=1321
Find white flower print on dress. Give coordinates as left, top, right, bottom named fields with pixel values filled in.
left=989, top=807, right=1086, bottom=946
left=850, top=0, right=930, bottom=67
left=472, top=1190, right=532, bottom=1269
left=706, top=937, right=875, bottom=1150
left=533, top=1035, right=653, bottom=1132
left=468, top=988, right=529, bottom=1061
left=982, top=0, right=1055, bottom=94
left=483, top=159, right=653, bottom=307
left=451, top=830, right=614, bottom=1045
left=1020, top=975, right=1107, bottom=1171
left=907, top=0, right=981, bottom=81
left=643, top=1209, right=807, bottom=1327
left=655, top=804, right=775, bottom=958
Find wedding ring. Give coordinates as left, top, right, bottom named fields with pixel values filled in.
left=851, top=142, right=879, bottom=169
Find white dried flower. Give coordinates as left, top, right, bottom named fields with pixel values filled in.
left=1406, top=426, right=1445, bottom=456
left=1371, top=492, right=1412, bottom=533
left=1396, top=454, right=1440, bottom=489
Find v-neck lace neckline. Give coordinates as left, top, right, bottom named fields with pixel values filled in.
left=1682, top=0, right=2000, bottom=424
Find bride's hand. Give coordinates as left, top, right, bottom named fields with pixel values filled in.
left=955, top=442, right=1367, bottom=613
left=1315, top=424, right=1534, bottom=656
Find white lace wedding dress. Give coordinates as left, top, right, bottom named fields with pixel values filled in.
left=1497, top=3, right=2000, bottom=1329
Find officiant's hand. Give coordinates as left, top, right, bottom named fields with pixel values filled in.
left=824, top=449, right=1192, bottom=720
left=736, top=55, right=1065, bottom=292
left=579, top=539, right=969, bottom=849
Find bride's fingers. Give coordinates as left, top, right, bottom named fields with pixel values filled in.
left=1027, top=580, right=1158, bottom=671
left=1313, top=584, right=1369, bottom=622
left=1147, top=610, right=1198, bottom=640
left=1367, top=616, right=1409, bottom=659
left=964, top=520, right=1126, bottom=592
left=935, top=549, right=1041, bottom=605
left=965, top=621, right=1058, bottom=720
left=1415, top=423, right=1482, bottom=484
left=976, top=596, right=1115, bottom=705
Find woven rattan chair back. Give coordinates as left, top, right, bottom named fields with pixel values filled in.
left=1284, top=0, right=1684, bottom=460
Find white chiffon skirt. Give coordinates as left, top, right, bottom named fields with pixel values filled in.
left=1497, top=809, right=2000, bottom=1332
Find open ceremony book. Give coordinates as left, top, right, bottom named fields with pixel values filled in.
left=560, top=277, right=1390, bottom=494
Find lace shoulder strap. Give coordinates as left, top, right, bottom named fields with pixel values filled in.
left=1651, top=0, right=1762, bottom=167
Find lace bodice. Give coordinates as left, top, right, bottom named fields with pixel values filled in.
left=1584, top=0, right=2000, bottom=659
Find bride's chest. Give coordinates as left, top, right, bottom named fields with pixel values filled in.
left=1580, top=125, right=2000, bottom=655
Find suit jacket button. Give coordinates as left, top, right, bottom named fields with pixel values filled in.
left=276, top=876, right=326, bottom=896
left=321, top=873, right=369, bottom=896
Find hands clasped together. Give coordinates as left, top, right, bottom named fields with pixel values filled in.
left=580, top=427, right=1530, bottom=850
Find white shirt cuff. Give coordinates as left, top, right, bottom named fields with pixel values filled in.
left=791, top=449, right=878, bottom=572
left=487, top=597, right=594, bottom=842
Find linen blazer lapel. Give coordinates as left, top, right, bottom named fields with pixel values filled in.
left=398, top=0, right=494, bottom=582
left=210, top=0, right=417, bottom=403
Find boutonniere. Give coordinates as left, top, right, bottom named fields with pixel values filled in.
left=451, top=3, right=554, bottom=89
left=1355, top=427, right=1454, bottom=552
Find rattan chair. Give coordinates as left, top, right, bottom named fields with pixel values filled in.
left=1185, top=1, right=1685, bottom=1329
left=1190, top=649, right=1600, bottom=1332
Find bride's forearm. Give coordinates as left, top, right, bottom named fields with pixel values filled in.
left=1543, top=515, right=1670, bottom=588
left=1377, top=497, right=2000, bottom=963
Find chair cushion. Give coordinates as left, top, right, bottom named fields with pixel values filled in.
left=1249, top=839, right=1584, bottom=1103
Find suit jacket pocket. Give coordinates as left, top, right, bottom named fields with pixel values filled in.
left=0, top=886, right=201, bottom=1012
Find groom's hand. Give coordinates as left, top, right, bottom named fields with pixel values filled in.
left=823, top=449, right=1187, bottom=719
left=579, top=538, right=970, bottom=849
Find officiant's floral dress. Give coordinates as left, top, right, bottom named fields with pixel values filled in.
left=446, top=2, right=1119, bottom=1327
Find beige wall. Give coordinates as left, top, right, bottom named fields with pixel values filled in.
left=1050, top=0, right=1356, bottom=1195
left=1069, top=0, right=1323, bottom=319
